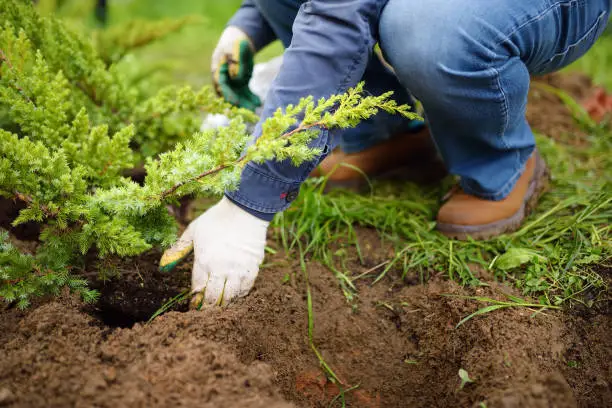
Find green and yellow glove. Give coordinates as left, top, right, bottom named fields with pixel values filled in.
left=211, top=26, right=262, bottom=111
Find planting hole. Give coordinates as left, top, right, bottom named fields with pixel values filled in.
left=91, top=301, right=149, bottom=328
left=85, top=252, right=191, bottom=328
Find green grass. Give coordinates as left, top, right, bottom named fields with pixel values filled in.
left=273, top=123, right=611, bottom=307
left=445, top=292, right=561, bottom=328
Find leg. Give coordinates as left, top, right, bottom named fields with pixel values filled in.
left=380, top=0, right=610, bottom=199
left=379, top=0, right=610, bottom=237
left=310, top=54, right=441, bottom=186
left=94, top=0, right=107, bottom=26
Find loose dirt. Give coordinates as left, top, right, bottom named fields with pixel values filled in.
left=527, top=72, right=595, bottom=145
left=0, top=73, right=610, bottom=407
left=1, top=249, right=610, bottom=408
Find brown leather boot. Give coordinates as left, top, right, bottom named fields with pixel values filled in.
left=436, top=151, right=550, bottom=240
left=310, top=127, right=446, bottom=189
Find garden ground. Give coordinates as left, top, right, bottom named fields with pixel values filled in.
left=1, top=1, right=611, bottom=407
left=0, top=260, right=610, bottom=408
left=1, top=73, right=610, bottom=407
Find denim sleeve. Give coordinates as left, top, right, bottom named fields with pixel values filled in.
left=225, top=0, right=388, bottom=220
left=227, top=0, right=277, bottom=51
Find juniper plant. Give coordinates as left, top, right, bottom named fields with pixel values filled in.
left=0, top=0, right=417, bottom=307
left=0, top=0, right=256, bottom=157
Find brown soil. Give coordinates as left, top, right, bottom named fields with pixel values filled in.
left=528, top=73, right=594, bottom=145
left=84, top=250, right=191, bottom=328
left=1, top=73, right=610, bottom=407
left=0, top=245, right=610, bottom=408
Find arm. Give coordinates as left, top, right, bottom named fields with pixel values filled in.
left=160, top=0, right=389, bottom=306
left=226, top=0, right=387, bottom=218
left=227, top=0, right=278, bottom=51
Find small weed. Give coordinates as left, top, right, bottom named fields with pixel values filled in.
left=567, top=360, right=580, bottom=368
left=306, top=281, right=340, bottom=383
left=446, top=292, right=561, bottom=328
left=530, top=82, right=598, bottom=131
left=503, top=352, right=512, bottom=368
left=148, top=289, right=190, bottom=323
left=95, top=260, right=122, bottom=283
left=328, top=384, right=360, bottom=408
left=375, top=301, right=395, bottom=312
left=458, top=368, right=475, bottom=390
left=264, top=245, right=278, bottom=255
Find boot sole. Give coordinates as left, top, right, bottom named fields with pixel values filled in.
left=437, top=152, right=550, bottom=241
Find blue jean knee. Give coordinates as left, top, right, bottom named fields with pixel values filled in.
left=379, top=0, right=610, bottom=200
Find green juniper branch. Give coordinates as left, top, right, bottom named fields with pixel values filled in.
left=0, top=0, right=417, bottom=307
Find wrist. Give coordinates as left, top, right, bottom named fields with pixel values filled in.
left=217, top=195, right=271, bottom=228
left=224, top=162, right=303, bottom=220
left=225, top=194, right=275, bottom=222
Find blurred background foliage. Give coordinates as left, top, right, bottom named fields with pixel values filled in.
left=41, top=0, right=612, bottom=92
left=41, top=0, right=283, bottom=92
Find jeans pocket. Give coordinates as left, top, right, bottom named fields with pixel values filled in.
left=542, top=9, right=608, bottom=72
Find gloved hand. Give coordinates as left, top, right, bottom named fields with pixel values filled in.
left=211, top=26, right=262, bottom=111
left=159, top=197, right=269, bottom=308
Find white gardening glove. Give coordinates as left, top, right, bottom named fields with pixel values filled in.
left=211, top=26, right=261, bottom=111
left=159, top=197, right=269, bottom=308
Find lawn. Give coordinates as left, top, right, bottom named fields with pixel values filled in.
left=60, top=0, right=612, bottom=90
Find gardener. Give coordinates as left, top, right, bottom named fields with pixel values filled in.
left=160, top=0, right=611, bottom=306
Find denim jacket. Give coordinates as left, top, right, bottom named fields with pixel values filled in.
left=225, top=0, right=390, bottom=220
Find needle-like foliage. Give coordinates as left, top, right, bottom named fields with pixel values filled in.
left=0, top=0, right=415, bottom=307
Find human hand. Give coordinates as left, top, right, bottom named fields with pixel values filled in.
left=211, top=26, right=262, bottom=111
left=159, top=197, right=268, bottom=308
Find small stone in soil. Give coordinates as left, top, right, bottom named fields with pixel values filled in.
left=0, top=388, right=15, bottom=406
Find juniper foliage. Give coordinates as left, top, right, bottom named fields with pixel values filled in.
left=0, top=230, right=98, bottom=309
left=92, top=17, right=201, bottom=67
left=0, top=0, right=256, bottom=156
left=0, top=0, right=416, bottom=307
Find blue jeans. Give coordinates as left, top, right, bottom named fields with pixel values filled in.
left=226, top=0, right=610, bottom=219
left=379, top=0, right=610, bottom=199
